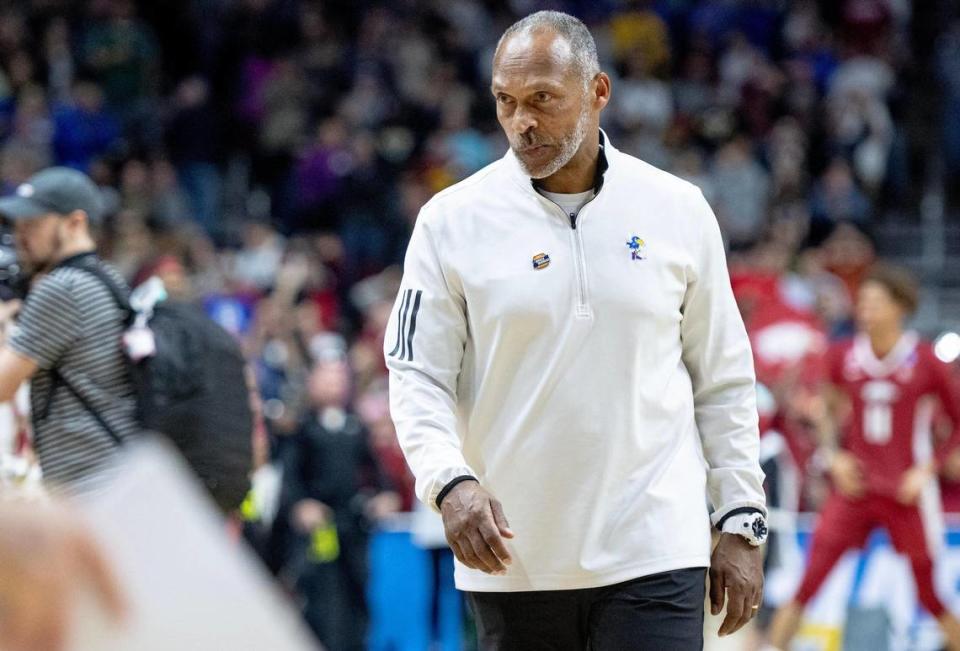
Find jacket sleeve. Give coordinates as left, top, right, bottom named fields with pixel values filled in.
left=680, top=188, right=767, bottom=526
left=385, top=211, right=476, bottom=513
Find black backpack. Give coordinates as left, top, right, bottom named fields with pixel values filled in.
left=55, top=255, right=253, bottom=512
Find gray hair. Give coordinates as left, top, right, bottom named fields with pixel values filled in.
left=494, top=11, right=601, bottom=89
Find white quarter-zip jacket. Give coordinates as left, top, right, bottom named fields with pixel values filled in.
left=385, top=132, right=766, bottom=592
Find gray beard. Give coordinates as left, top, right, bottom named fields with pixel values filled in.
left=514, top=105, right=591, bottom=180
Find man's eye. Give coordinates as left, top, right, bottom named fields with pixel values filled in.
left=535, top=92, right=552, bottom=102
left=497, top=95, right=513, bottom=104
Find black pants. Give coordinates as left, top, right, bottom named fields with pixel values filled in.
left=466, top=567, right=706, bottom=651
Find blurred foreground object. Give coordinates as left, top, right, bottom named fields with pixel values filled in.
left=65, top=436, right=320, bottom=651
left=0, top=499, right=125, bottom=651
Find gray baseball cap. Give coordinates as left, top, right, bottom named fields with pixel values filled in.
left=0, top=167, right=104, bottom=223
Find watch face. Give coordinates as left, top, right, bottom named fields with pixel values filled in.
left=751, top=515, right=769, bottom=542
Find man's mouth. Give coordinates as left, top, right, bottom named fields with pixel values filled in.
left=520, top=144, right=552, bottom=157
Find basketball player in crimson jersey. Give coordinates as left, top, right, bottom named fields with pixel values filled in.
left=768, top=265, right=960, bottom=650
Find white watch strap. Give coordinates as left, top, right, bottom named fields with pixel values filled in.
left=721, top=513, right=766, bottom=546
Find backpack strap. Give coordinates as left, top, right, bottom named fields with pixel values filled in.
left=48, top=369, right=125, bottom=446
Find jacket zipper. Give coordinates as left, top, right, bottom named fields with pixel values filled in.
left=569, top=212, right=590, bottom=318
left=540, top=196, right=597, bottom=318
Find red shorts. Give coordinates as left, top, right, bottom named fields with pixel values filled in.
left=794, top=491, right=945, bottom=617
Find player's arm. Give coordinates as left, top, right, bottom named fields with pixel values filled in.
left=802, top=346, right=843, bottom=455
left=811, top=347, right=866, bottom=499
left=931, top=353, right=960, bottom=469
left=895, top=350, right=959, bottom=505
left=384, top=209, right=511, bottom=574
left=679, top=188, right=764, bottom=636
left=813, top=385, right=841, bottom=468
left=819, top=382, right=846, bottom=447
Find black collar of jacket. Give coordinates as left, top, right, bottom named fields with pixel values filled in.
left=530, top=130, right=608, bottom=195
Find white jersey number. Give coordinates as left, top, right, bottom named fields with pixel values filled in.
left=863, top=403, right=892, bottom=444
left=861, top=380, right=897, bottom=445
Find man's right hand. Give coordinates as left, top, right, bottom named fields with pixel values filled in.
left=830, top=450, right=865, bottom=498
left=439, top=480, right=514, bottom=575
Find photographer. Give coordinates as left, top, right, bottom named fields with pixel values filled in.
left=0, top=167, right=139, bottom=491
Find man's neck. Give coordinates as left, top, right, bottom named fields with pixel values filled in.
left=52, top=240, right=97, bottom=266
left=535, top=133, right=600, bottom=194
left=868, top=327, right=903, bottom=359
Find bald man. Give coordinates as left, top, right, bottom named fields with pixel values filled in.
left=385, top=11, right=767, bottom=649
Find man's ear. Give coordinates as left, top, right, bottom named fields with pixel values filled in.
left=593, top=72, right=611, bottom=111
left=66, top=209, right=90, bottom=233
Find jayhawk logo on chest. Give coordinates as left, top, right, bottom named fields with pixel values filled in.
left=626, top=236, right=646, bottom=260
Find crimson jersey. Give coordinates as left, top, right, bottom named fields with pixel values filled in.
left=827, top=332, right=960, bottom=497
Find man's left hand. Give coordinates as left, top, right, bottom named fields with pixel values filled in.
left=709, top=532, right=763, bottom=637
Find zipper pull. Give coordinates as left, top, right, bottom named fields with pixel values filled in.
left=569, top=212, right=577, bottom=230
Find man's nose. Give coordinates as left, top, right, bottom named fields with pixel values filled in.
left=512, top=106, right=537, bottom=135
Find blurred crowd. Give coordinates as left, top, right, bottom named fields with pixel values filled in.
left=0, top=0, right=957, bottom=648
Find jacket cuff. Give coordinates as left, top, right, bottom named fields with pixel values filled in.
left=423, top=465, right=478, bottom=513
left=714, top=506, right=765, bottom=531
left=435, top=475, right=478, bottom=510
left=710, top=500, right=767, bottom=529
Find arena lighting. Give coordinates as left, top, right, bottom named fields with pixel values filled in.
left=934, top=331, right=960, bottom=364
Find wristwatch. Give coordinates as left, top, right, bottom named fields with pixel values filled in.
left=720, top=511, right=769, bottom=547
